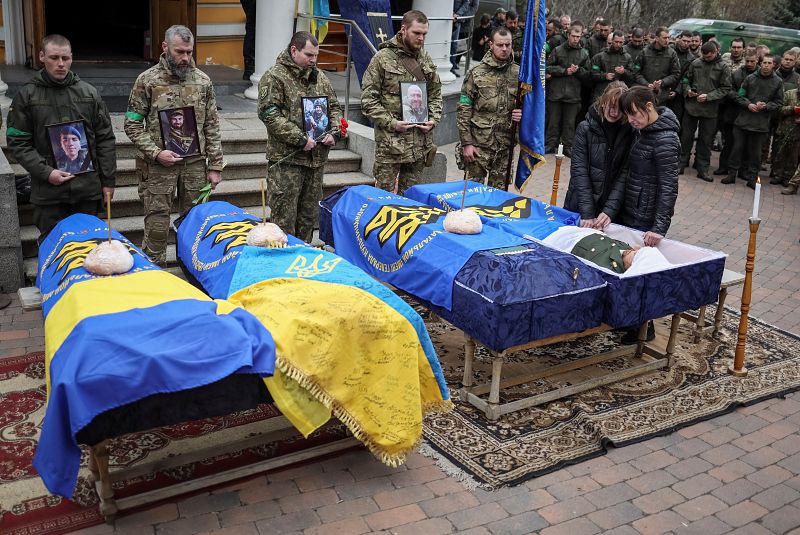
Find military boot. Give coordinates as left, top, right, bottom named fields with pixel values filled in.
left=782, top=184, right=798, bottom=195
left=721, top=171, right=736, bottom=184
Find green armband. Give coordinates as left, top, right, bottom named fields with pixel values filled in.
left=459, top=94, right=473, bottom=105
left=125, top=111, right=145, bottom=121
left=738, top=87, right=746, bottom=97
left=592, top=64, right=600, bottom=71
left=6, top=127, right=30, bottom=137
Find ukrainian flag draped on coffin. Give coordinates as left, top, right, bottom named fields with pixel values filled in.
left=515, top=0, right=548, bottom=191
left=34, top=214, right=276, bottom=498
left=176, top=201, right=451, bottom=466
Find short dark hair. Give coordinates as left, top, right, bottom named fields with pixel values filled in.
left=691, top=31, right=701, bottom=38
left=491, top=27, right=511, bottom=41
left=569, top=21, right=584, bottom=32
left=731, top=37, right=745, bottom=47
left=762, top=53, right=776, bottom=63
left=506, top=10, right=518, bottom=20
left=549, top=19, right=561, bottom=29
left=619, top=85, right=657, bottom=115
left=631, top=28, right=645, bottom=38
left=401, top=9, right=428, bottom=27
left=700, top=41, right=716, bottom=54
left=595, top=18, right=610, bottom=27
left=612, top=30, right=625, bottom=39
left=42, top=34, right=71, bottom=52
left=287, top=31, right=318, bottom=54
left=654, top=27, right=669, bottom=38
left=679, top=30, right=692, bottom=39
left=480, top=14, right=490, bottom=24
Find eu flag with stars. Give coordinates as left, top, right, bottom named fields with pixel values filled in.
left=515, top=0, right=547, bottom=192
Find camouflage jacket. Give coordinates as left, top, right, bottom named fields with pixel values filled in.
left=457, top=51, right=519, bottom=149
left=124, top=55, right=223, bottom=171
left=361, top=35, right=443, bottom=163
left=258, top=50, right=342, bottom=168
left=6, top=70, right=116, bottom=205
left=778, top=67, right=800, bottom=92
left=776, top=88, right=799, bottom=139
left=510, top=26, right=524, bottom=63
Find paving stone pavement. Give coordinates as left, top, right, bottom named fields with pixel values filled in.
left=3, top=143, right=799, bottom=535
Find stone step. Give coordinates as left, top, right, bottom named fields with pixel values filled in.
left=3, top=134, right=348, bottom=165
left=11, top=149, right=361, bottom=188
left=18, top=171, right=370, bottom=259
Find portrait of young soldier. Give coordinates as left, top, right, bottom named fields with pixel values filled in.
left=7, top=34, right=116, bottom=238
left=456, top=27, right=521, bottom=189
left=53, top=124, right=94, bottom=175
left=161, top=108, right=200, bottom=157
left=124, top=25, right=224, bottom=267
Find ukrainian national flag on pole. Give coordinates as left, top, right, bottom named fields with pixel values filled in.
left=515, top=0, right=548, bottom=192
left=310, top=0, right=330, bottom=42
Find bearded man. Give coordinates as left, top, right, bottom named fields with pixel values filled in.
left=124, top=25, right=223, bottom=266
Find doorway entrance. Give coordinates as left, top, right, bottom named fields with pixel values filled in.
left=45, top=0, right=149, bottom=61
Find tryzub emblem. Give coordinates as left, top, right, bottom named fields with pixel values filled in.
left=364, top=204, right=445, bottom=254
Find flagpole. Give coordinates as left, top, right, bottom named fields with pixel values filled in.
left=503, top=80, right=523, bottom=192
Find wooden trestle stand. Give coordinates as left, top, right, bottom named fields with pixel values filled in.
left=728, top=217, right=760, bottom=377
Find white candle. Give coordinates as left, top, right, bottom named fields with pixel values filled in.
left=557, top=144, right=564, bottom=157
left=752, top=177, right=761, bottom=220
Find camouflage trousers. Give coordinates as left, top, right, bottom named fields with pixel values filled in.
left=267, top=162, right=323, bottom=244
left=373, top=160, right=426, bottom=195
left=455, top=142, right=511, bottom=190
left=138, top=159, right=208, bottom=266
left=771, top=129, right=800, bottom=182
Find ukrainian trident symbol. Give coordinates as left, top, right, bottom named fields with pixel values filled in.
left=285, top=253, right=342, bottom=278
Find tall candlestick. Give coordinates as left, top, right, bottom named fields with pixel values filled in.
left=752, top=177, right=761, bottom=220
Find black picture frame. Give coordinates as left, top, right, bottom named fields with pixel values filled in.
left=46, top=120, right=95, bottom=175
left=400, top=81, right=428, bottom=124
left=158, top=106, right=202, bottom=158
left=301, top=96, right=330, bottom=140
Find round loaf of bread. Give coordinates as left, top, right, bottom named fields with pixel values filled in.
left=443, top=209, right=482, bottom=235
left=84, top=240, right=134, bottom=275
left=246, top=222, right=289, bottom=248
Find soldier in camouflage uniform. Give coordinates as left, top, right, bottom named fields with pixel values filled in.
left=7, top=34, right=116, bottom=238
left=457, top=27, right=522, bottom=189
left=772, top=87, right=800, bottom=188
left=505, top=10, right=524, bottom=64
left=258, top=31, right=342, bottom=243
left=361, top=10, right=442, bottom=194
left=124, top=25, right=223, bottom=266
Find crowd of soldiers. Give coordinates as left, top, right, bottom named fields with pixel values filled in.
left=536, top=14, right=800, bottom=192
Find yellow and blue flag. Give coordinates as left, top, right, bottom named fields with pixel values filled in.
left=310, top=0, right=331, bottom=43
left=405, top=181, right=579, bottom=240
left=515, top=0, right=548, bottom=192
left=176, top=201, right=451, bottom=466
left=34, top=214, right=276, bottom=498
left=331, top=185, right=529, bottom=310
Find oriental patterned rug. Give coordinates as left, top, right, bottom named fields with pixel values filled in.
left=421, top=306, right=800, bottom=489
left=0, top=354, right=349, bottom=535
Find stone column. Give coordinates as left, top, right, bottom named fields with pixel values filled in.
left=412, top=0, right=456, bottom=84
left=244, top=0, right=296, bottom=100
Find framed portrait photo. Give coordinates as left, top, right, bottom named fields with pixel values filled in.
left=158, top=106, right=201, bottom=158
left=301, top=96, right=330, bottom=140
left=46, top=120, right=94, bottom=175
left=400, top=81, right=428, bottom=124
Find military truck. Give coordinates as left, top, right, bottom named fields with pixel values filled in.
left=668, top=19, right=800, bottom=56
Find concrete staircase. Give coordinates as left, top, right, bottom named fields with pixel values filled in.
left=4, top=113, right=373, bottom=282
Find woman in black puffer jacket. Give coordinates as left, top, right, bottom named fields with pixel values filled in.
left=565, top=81, right=633, bottom=229
left=618, top=86, right=680, bottom=248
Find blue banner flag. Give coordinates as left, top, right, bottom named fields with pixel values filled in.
left=338, top=0, right=391, bottom=82
left=405, top=181, right=580, bottom=240
left=515, top=0, right=548, bottom=192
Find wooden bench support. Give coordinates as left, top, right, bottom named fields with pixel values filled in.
left=460, top=315, right=682, bottom=421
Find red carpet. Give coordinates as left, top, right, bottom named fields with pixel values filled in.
left=0, top=352, right=349, bottom=535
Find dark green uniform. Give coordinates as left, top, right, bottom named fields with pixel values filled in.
left=545, top=41, right=589, bottom=154
left=589, top=47, right=636, bottom=100
left=258, top=50, right=342, bottom=243
left=361, top=35, right=442, bottom=194
left=456, top=51, right=519, bottom=189
left=624, top=43, right=645, bottom=70
left=680, top=54, right=732, bottom=176
left=571, top=233, right=629, bottom=274
left=585, top=34, right=608, bottom=60
left=718, top=64, right=757, bottom=175
left=7, top=70, right=116, bottom=236
left=668, top=44, right=697, bottom=125
left=635, top=43, right=681, bottom=105
left=124, top=55, right=224, bottom=266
